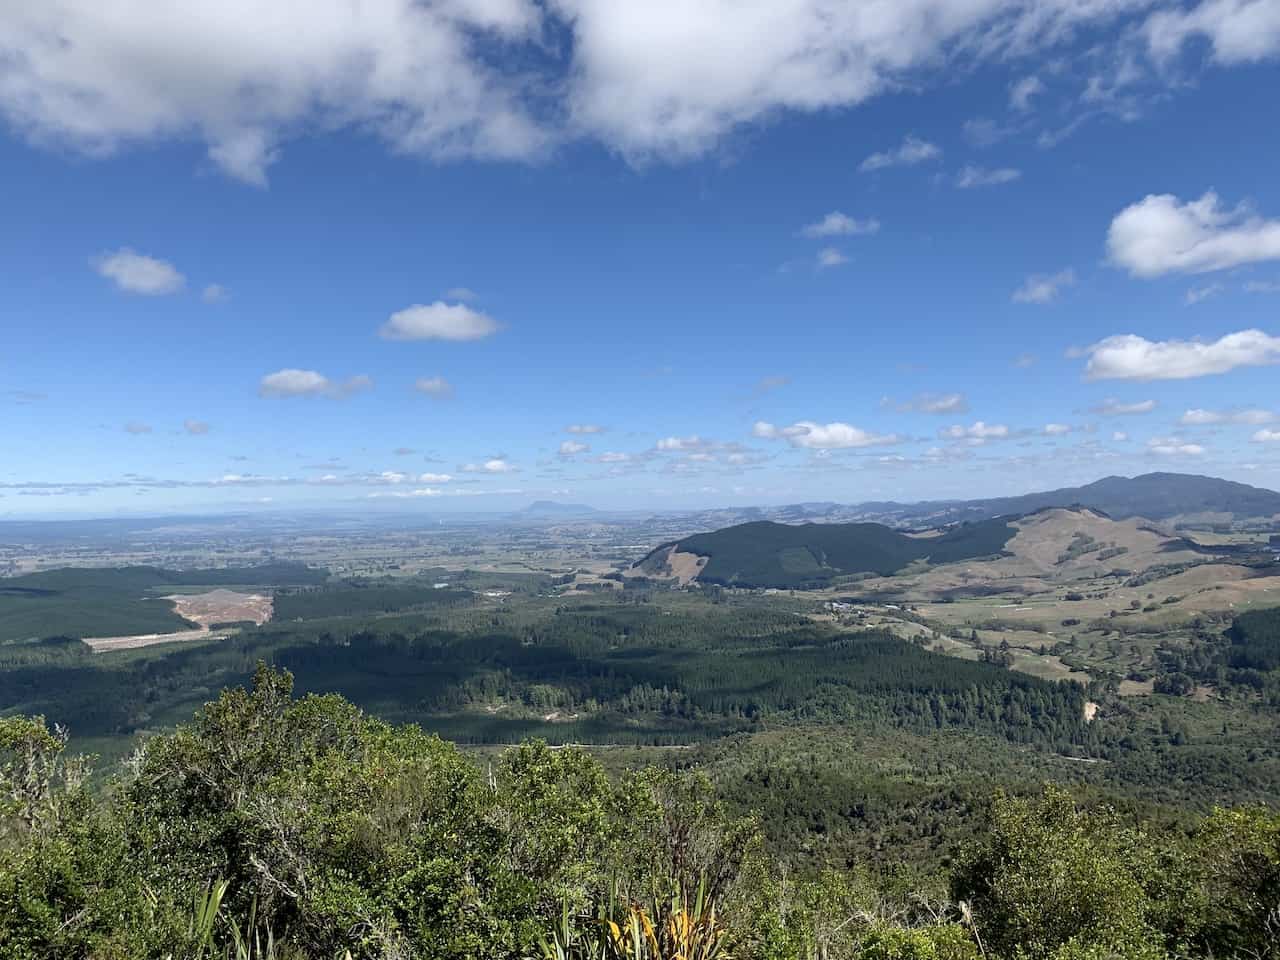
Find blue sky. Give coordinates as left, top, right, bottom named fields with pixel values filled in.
left=3, top=0, right=1280, bottom=517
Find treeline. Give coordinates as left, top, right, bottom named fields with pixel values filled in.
left=1, top=668, right=1276, bottom=959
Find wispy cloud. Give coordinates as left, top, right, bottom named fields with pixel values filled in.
left=799, top=211, right=880, bottom=237
left=860, top=135, right=941, bottom=172
left=1012, top=268, right=1075, bottom=303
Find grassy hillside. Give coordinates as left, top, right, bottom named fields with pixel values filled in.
left=657, top=518, right=1016, bottom=588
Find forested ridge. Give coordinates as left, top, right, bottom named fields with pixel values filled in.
left=1, top=666, right=1277, bottom=959
left=643, top=518, right=1017, bottom=588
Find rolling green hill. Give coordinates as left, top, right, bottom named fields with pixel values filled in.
left=641, top=517, right=1017, bottom=588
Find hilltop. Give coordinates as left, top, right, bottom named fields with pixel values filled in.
left=636, top=516, right=1017, bottom=589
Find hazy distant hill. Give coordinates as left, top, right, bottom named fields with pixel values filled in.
left=522, top=500, right=597, bottom=517
left=895, top=473, right=1280, bottom=525
left=637, top=517, right=1016, bottom=588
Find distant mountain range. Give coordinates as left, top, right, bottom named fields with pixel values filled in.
left=678, top=473, right=1280, bottom=531
left=867, top=473, right=1280, bottom=526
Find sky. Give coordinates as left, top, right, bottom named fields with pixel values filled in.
left=3, top=0, right=1280, bottom=518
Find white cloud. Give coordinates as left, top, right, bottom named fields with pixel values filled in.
left=381, top=302, right=499, bottom=341
left=414, top=376, right=455, bottom=399
left=462, top=458, right=516, bottom=473
left=816, top=247, right=848, bottom=269
left=1107, top=191, right=1280, bottom=277
left=445, top=286, right=479, bottom=301
left=1147, top=436, right=1206, bottom=456
left=597, top=451, right=630, bottom=463
left=860, top=135, right=941, bottom=172
left=1112, top=431, right=1129, bottom=442
left=956, top=165, right=1021, bottom=189
left=1090, top=397, right=1157, bottom=415
left=1180, top=408, right=1275, bottom=425
left=0, top=1, right=547, bottom=185
left=1043, top=423, right=1073, bottom=436
left=183, top=419, right=210, bottom=435
left=93, top=248, right=185, bottom=295
left=1082, top=330, right=1280, bottom=380
left=800, top=211, right=880, bottom=237
left=124, top=421, right=152, bottom=435
left=419, top=472, right=453, bottom=483
left=259, top=368, right=373, bottom=398
left=559, top=440, right=589, bottom=455
left=885, top=392, right=969, bottom=414
left=754, top=420, right=899, bottom=449
left=1245, top=279, right=1280, bottom=293
left=566, top=423, right=604, bottom=434
left=656, top=435, right=707, bottom=451
left=1013, top=353, right=1038, bottom=368
left=1146, top=0, right=1280, bottom=65
left=940, top=421, right=1009, bottom=441
left=1012, top=268, right=1075, bottom=303
left=1009, top=75, right=1045, bottom=111
left=1185, top=283, right=1223, bottom=305
left=201, top=283, right=228, bottom=304
left=1253, top=428, right=1280, bottom=443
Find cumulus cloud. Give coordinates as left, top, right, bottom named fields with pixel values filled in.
left=93, top=249, right=185, bottom=295
left=1043, top=423, right=1073, bottom=436
left=259, top=369, right=373, bottom=398
left=884, top=392, right=969, bottom=414
left=956, top=165, right=1021, bottom=188
left=1147, top=436, right=1206, bottom=456
left=462, top=458, right=516, bottom=473
left=1253, top=428, right=1280, bottom=443
left=0, top=1, right=547, bottom=185
left=860, top=135, right=941, bottom=172
left=800, top=211, right=880, bottom=238
left=596, top=451, right=630, bottom=463
left=1012, top=268, right=1075, bottom=303
left=1081, top=330, right=1280, bottom=380
left=1145, top=0, right=1280, bottom=65
left=1180, top=408, right=1275, bottom=425
left=1107, top=191, right=1280, bottom=277
left=4, top=1, right=1239, bottom=183
left=1090, top=397, right=1157, bottom=415
left=559, top=440, right=589, bottom=456
left=754, top=420, right=899, bottom=449
left=183, top=419, right=210, bottom=435
left=419, top=472, right=452, bottom=483
left=414, top=376, right=455, bottom=399
left=566, top=423, right=604, bottom=434
left=380, top=302, right=499, bottom=341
